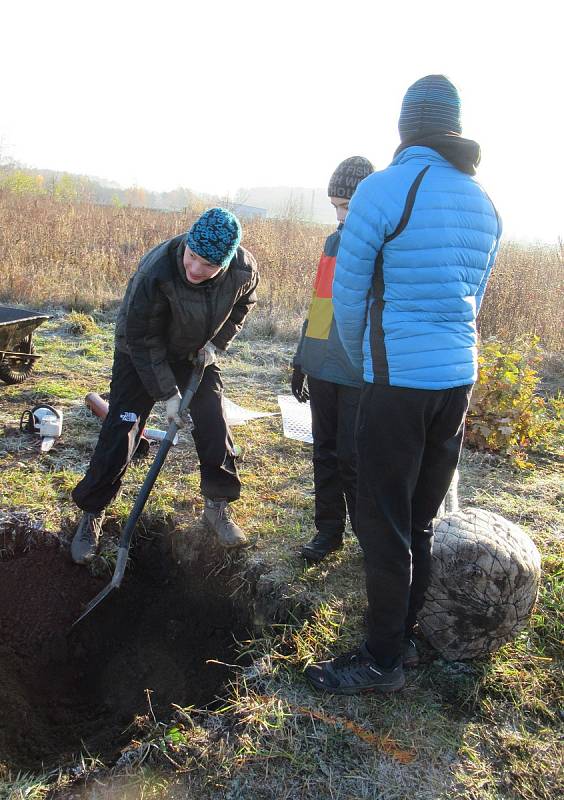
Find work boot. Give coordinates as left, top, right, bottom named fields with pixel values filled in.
left=71, top=511, right=105, bottom=564
left=402, top=638, right=420, bottom=669
left=203, top=498, right=247, bottom=548
left=300, top=531, right=343, bottom=563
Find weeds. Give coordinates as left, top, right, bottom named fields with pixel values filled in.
left=64, top=311, right=100, bottom=336
left=480, top=240, right=563, bottom=350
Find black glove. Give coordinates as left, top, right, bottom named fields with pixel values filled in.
left=291, top=365, right=309, bottom=403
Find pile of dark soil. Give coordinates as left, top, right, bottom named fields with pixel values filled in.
left=0, top=522, right=248, bottom=772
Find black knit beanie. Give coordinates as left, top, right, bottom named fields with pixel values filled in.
left=327, top=156, right=374, bottom=199
left=398, top=74, right=462, bottom=143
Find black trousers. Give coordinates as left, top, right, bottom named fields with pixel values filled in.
left=308, top=376, right=360, bottom=537
left=72, top=350, right=240, bottom=514
left=356, top=382, right=472, bottom=664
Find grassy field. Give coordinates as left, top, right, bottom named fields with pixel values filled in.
left=0, top=312, right=562, bottom=800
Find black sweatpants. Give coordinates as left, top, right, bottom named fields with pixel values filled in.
left=72, top=350, right=240, bottom=514
left=356, top=382, right=472, bottom=664
left=308, top=376, right=360, bottom=537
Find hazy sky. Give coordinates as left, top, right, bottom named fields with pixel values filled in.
left=1, top=0, right=562, bottom=241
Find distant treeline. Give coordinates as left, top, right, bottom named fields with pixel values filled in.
left=0, top=161, right=336, bottom=222
left=0, top=161, right=215, bottom=212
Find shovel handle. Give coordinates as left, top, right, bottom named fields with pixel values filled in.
left=177, top=346, right=215, bottom=418
left=113, top=349, right=210, bottom=576
left=73, top=348, right=214, bottom=624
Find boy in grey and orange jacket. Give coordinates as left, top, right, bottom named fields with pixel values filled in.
left=292, top=157, right=374, bottom=561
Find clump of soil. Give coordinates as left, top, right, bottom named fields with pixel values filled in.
left=0, top=521, right=249, bottom=771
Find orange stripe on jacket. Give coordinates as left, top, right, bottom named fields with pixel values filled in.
left=313, top=254, right=336, bottom=298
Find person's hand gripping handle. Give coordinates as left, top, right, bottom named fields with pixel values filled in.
left=165, top=392, right=187, bottom=429
left=165, top=346, right=216, bottom=431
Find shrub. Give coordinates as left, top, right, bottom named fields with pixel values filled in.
left=0, top=170, right=45, bottom=194
left=64, top=311, right=100, bottom=336
left=466, top=336, right=562, bottom=468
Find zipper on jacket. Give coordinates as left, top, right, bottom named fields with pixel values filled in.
left=204, top=285, right=213, bottom=345
left=369, top=165, right=430, bottom=384
left=384, top=166, right=430, bottom=243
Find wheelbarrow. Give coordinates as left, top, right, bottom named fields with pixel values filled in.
left=0, top=305, right=50, bottom=385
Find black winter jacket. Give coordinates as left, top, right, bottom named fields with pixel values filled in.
left=115, top=234, right=259, bottom=400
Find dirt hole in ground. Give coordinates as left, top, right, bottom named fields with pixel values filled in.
left=0, top=522, right=251, bottom=772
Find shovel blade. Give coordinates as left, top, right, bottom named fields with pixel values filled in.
left=72, top=581, right=116, bottom=627
left=71, top=545, right=129, bottom=627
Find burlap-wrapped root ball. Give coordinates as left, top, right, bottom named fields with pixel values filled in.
left=418, top=508, right=541, bottom=660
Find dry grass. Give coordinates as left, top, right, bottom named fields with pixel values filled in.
left=0, top=191, right=326, bottom=324
left=480, top=240, right=563, bottom=349
left=1, top=191, right=562, bottom=349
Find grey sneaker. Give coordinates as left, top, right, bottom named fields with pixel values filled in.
left=203, top=498, right=247, bottom=548
left=305, top=643, right=405, bottom=695
left=71, top=511, right=105, bottom=564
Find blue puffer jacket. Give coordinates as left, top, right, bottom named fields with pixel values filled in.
left=333, top=146, right=501, bottom=389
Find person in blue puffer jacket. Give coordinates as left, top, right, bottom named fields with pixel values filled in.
left=306, top=75, right=501, bottom=695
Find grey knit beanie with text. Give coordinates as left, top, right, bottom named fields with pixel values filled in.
left=328, top=156, right=374, bottom=199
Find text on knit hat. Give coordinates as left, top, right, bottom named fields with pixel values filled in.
left=328, top=156, right=374, bottom=199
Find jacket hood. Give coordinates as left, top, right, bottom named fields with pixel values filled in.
left=394, top=133, right=481, bottom=175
